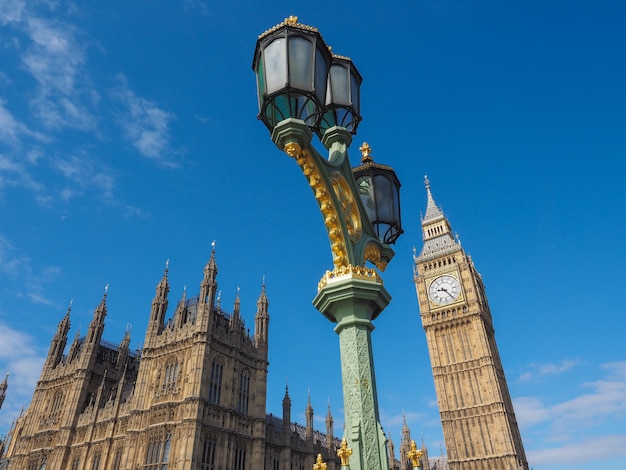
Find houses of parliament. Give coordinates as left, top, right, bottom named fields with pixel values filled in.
left=0, top=181, right=527, bottom=470
left=0, top=248, right=433, bottom=470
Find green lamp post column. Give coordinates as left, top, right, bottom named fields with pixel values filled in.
left=253, top=17, right=403, bottom=470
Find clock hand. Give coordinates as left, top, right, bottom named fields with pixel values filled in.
left=438, top=287, right=453, bottom=298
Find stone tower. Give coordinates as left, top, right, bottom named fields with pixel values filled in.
left=412, top=178, right=528, bottom=470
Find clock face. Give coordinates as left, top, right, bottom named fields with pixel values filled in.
left=429, top=275, right=461, bottom=305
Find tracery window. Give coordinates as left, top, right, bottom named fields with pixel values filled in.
left=237, top=370, right=250, bottom=415
left=91, top=453, right=101, bottom=470
left=208, top=360, right=223, bottom=405
left=112, top=449, right=123, bottom=470
left=201, top=436, right=216, bottom=469
left=233, top=444, right=246, bottom=470
left=163, top=360, right=178, bottom=387
left=48, top=391, right=64, bottom=419
left=145, top=433, right=171, bottom=469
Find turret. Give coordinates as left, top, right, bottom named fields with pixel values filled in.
left=326, top=400, right=335, bottom=455
left=85, top=286, right=108, bottom=346
left=116, top=329, right=131, bottom=369
left=174, top=286, right=188, bottom=328
left=305, top=391, right=314, bottom=442
left=0, top=373, right=8, bottom=410
left=282, top=385, right=291, bottom=435
left=387, top=431, right=396, bottom=470
left=46, top=303, right=72, bottom=368
left=149, top=261, right=170, bottom=333
left=254, top=280, right=269, bottom=348
left=199, top=241, right=218, bottom=308
left=67, top=329, right=81, bottom=363
left=400, top=416, right=411, bottom=470
left=230, top=288, right=242, bottom=331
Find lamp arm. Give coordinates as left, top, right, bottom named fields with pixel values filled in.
left=271, top=119, right=394, bottom=271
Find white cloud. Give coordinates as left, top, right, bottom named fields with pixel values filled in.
left=519, top=358, right=581, bottom=382
left=3, top=3, right=98, bottom=131
left=0, top=0, right=26, bottom=26
left=0, top=322, right=46, bottom=430
left=528, top=434, right=626, bottom=465
left=516, top=361, right=626, bottom=465
left=0, top=99, right=48, bottom=147
left=51, top=153, right=116, bottom=200
left=0, top=235, right=31, bottom=278
left=112, top=74, right=177, bottom=166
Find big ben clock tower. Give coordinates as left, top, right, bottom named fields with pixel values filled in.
left=413, top=177, right=528, bottom=470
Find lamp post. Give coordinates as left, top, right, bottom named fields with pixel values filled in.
left=253, top=17, right=403, bottom=470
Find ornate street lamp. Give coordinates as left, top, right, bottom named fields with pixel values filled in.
left=253, top=16, right=332, bottom=132
left=353, top=143, right=403, bottom=244
left=253, top=17, right=403, bottom=470
left=318, top=54, right=362, bottom=137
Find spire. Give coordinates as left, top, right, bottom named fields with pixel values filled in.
left=200, top=241, right=218, bottom=307
left=254, top=279, right=269, bottom=347
left=306, top=390, right=314, bottom=440
left=233, top=287, right=241, bottom=316
left=417, top=176, right=460, bottom=261
left=0, top=373, right=8, bottom=410
left=116, top=329, right=131, bottom=368
left=325, top=398, right=334, bottom=450
left=47, top=302, right=72, bottom=367
left=150, top=261, right=170, bottom=331
left=68, top=329, right=81, bottom=362
left=422, top=175, right=445, bottom=223
left=282, top=384, right=291, bottom=426
left=230, top=287, right=241, bottom=331
left=86, top=286, right=108, bottom=345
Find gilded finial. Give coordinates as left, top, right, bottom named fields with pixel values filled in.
left=337, top=438, right=352, bottom=466
left=407, top=440, right=424, bottom=467
left=313, top=454, right=327, bottom=470
left=285, top=15, right=298, bottom=25
left=359, top=142, right=373, bottom=163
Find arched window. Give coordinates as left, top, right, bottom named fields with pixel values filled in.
left=48, top=391, right=64, bottom=419
left=233, top=444, right=246, bottom=470
left=91, top=453, right=101, bottom=470
left=145, top=433, right=171, bottom=469
left=237, top=370, right=250, bottom=415
left=163, top=360, right=178, bottom=387
left=112, top=449, right=123, bottom=470
left=208, top=360, right=223, bottom=405
left=201, top=437, right=217, bottom=469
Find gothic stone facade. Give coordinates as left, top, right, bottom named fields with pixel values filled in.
left=413, top=180, right=528, bottom=470
left=4, top=250, right=342, bottom=470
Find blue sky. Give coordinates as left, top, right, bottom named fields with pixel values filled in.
left=0, top=1, right=625, bottom=469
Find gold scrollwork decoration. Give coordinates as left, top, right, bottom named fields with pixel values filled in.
left=363, top=242, right=387, bottom=272
left=284, top=144, right=349, bottom=268
left=318, top=264, right=383, bottom=292
left=330, top=172, right=362, bottom=243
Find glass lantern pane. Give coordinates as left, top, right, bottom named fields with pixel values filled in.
left=329, top=65, right=350, bottom=105
left=256, top=54, right=265, bottom=110
left=374, top=174, right=393, bottom=219
left=357, top=176, right=376, bottom=221
left=314, top=46, right=328, bottom=104
left=351, top=72, right=360, bottom=113
left=288, top=37, right=313, bottom=90
left=264, top=38, right=287, bottom=94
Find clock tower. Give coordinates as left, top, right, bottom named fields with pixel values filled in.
left=413, top=177, right=528, bottom=470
